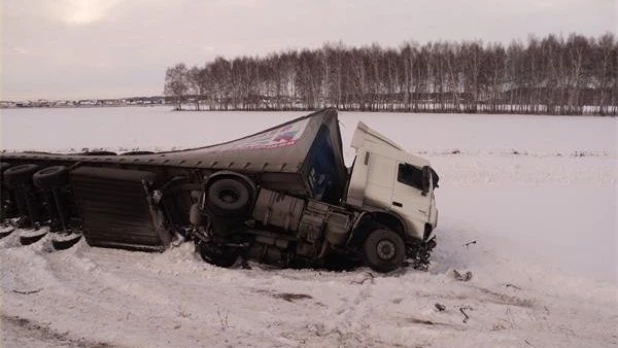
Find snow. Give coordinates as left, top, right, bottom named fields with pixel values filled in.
left=1, top=106, right=617, bottom=347
left=3, top=107, right=616, bottom=157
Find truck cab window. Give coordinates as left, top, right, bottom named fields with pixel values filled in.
left=398, top=163, right=423, bottom=190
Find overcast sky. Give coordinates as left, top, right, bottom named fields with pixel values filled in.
left=2, top=0, right=616, bottom=100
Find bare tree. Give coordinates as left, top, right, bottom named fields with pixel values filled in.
left=164, top=33, right=617, bottom=115
left=164, top=63, right=189, bottom=110
left=186, top=66, right=205, bottom=110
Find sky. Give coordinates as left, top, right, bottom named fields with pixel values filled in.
left=1, top=0, right=616, bottom=100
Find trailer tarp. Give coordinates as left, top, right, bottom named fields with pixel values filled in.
left=1, top=108, right=348, bottom=202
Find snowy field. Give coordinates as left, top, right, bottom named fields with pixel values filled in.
left=1, top=106, right=617, bottom=347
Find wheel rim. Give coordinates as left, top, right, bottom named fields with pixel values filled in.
left=376, top=239, right=396, bottom=260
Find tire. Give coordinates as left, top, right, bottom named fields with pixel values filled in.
left=206, top=178, right=252, bottom=217
left=0, top=163, right=12, bottom=221
left=0, top=162, right=11, bottom=191
left=0, top=162, right=10, bottom=175
left=0, top=226, right=15, bottom=239
left=363, top=225, right=406, bottom=273
left=52, top=233, right=82, bottom=250
left=19, top=230, right=48, bottom=245
left=197, top=242, right=239, bottom=268
left=33, top=166, right=69, bottom=189
left=3, top=164, right=40, bottom=188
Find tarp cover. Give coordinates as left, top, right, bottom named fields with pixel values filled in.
left=1, top=108, right=348, bottom=201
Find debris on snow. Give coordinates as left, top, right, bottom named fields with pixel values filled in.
left=216, top=308, right=230, bottom=331
left=12, top=288, right=43, bottom=295
left=463, top=240, right=477, bottom=247
left=460, top=306, right=473, bottom=323
left=452, top=269, right=473, bottom=281
left=407, top=317, right=435, bottom=326
left=505, top=283, right=522, bottom=290
left=271, top=292, right=313, bottom=302
left=255, top=289, right=313, bottom=302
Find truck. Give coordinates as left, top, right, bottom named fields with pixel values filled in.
left=0, top=108, right=439, bottom=272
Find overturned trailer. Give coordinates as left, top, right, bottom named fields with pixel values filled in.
left=0, top=108, right=439, bottom=272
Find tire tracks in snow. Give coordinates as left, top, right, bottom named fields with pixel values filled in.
left=1, top=313, right=120, bottom=348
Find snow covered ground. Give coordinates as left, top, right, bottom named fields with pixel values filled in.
left=1, top=107, right=617, bottom=347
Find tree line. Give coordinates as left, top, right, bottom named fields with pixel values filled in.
left=164, top=33, right=617, bottom=116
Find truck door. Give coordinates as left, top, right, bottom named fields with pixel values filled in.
left=362, top=154, right=397, bottom=208
left=391, top=162, right=431, bottom=226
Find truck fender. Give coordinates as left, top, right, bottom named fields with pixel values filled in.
left=347, top=211, right=408, bottom=245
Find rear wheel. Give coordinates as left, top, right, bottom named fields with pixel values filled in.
left=363, top=225, right=406, bottom=273
left=206, top=178, right=252, bottom=218
left=3, top=164, right=40, bottom=188
left=1, top=162, right=12, bottom=221
left=33, top=166, right=69, bottom=189
left=51, top=233, right=82, bottom=250
left=19, top=229, right=48, bottom=245
left=3, top=164, right=42, bottom=227
left=0, top=162, right=10, bottom=175
left=0, top=226, right=15, bottom=239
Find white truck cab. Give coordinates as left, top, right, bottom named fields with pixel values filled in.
left=346, top=122, right=439, bottom=242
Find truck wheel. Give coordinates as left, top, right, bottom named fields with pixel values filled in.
left=51, top=233, right=82, bottom=250
left=363, top=226, right=405, bottom=273
left=197, top=242, right=239, bottom=268
left=19, top=229, right=48, bottom=245
left=0, top=226, right=15, bottom=239
left=0, top=163, right=12, bottom=221
left=0, top=162, right=10, bottom=175
left=3, top=164, right=40, bottom=188
left=206, top=178, right=251, bottom=217
left=33, top=166, right=69, bottom=189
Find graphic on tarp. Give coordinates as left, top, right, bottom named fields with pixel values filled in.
left=216, top=118, right=310, bottom=151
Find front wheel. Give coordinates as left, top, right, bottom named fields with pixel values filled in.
left=363, top=226, right=405, bottom=273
